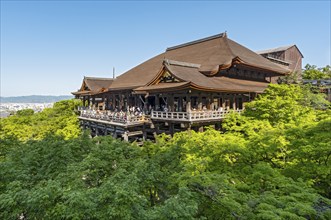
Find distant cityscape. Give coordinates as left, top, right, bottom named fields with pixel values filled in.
left=0, top=103, right=54, bottom=118
left=0, top=95, right=73, bottom=118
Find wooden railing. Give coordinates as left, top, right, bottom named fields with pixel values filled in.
left=151, top=109, right=243, bottom=122
left=79, top=110, right=148, bottom=125
left=78, top=108, right=243, bottom=124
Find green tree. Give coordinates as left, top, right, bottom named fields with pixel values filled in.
left=302, top=64, right=331, bottom=79
left=0, top=99, right=81, bottom=141
left=16, top=109, right=34, bottom=116
left=1, top=85, right=331, bottom=219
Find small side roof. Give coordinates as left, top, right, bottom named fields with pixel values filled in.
left=83, top=77, right=114, bottom=92
left=257, top=45, right=304, bottom=58
left=72, top=76, right=114, bottom=96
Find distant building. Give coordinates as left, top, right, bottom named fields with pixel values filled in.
left=257, top=45, right=304, bottom=75
left=303, top=79, right=331, bottom=102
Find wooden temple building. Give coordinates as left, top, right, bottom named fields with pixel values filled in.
left=257, top=45, right=304, bottom=74
left=72, top=33, right=290, bottom=142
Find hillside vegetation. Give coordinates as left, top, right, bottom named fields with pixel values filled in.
left=0, top=99, right=81, bottom=141
left=0, top=84, right=330, bottom=219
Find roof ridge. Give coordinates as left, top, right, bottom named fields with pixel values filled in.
left=84, top=76, right=114, bottom=80
left=164, top=59, right=201, bottom=68
left=256, top=45, right=295, bottom=54
left=222, top=36, right=236, bottom=59
left=166, top=32, right=226, bottom=51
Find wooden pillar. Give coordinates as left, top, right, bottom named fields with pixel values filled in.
left=120, top=94, right=124, bottom=110
left=155, top=95, right=159, bottom=110
left=95, top=127, right=99, bottom=136
left=104, top=126, right=108, bottom=135
left=209, top=93, right=213, bottom=110
left=112, top=94, right=116, bottom=110
left=222, top=95, right=225, bottom=109
left=134, top=95, right=138, bottom=106
left=232, top=95, right=236, bottom=110
left=188, top=123, right=192, bottom=131
left=102, top=96, right=106, bottom=110
left=178, top=96, right=182, bottom=112
left=143, top=124, right=147, bottom=141
left=123, top=131, right=129, bottom=142
left=153, top=123, right=159, bottom=139
left=105, top=96, right=109, bottom=110
left=113, top=126, right=117, bottom=138
left=82, top=96, right=86, bottom=107
left=169, top=94, right=174, bottom=112
left=92, top=97, right=95, bottom=110
left=198, top=126, right=204, bottom=132
left=198, top=93, right=202, bottom=110
left=186, top=94, right=191, bottom=112
left=169, top=123, right=174, bottom=136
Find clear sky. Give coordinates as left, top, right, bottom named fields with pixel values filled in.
left=1, top=1, right=330, bottom=97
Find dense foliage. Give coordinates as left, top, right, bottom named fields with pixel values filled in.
left=0, top=99, right=81, bottom=141
left=0, top=85, right=330, bottom=219
left=302, top=64, right=331, bottom=79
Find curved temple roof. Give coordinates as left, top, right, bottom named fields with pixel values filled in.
left=110, top=33, right=289, bottom=91
left=134, top=60, right=270, bottom=93
left=72, top=77, right=114, bottom=96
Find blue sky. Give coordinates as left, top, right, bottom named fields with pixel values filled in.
left=1, top=1, right=330, bottom=96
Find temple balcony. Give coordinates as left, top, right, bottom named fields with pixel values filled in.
left=78, top=108, right=149, bottom=127
left=151, top=109, right=243, bottom=122
left=77, top=107, right=244, bottom=127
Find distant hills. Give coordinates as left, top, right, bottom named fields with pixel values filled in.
left=0, top=95, right=74, bottom=103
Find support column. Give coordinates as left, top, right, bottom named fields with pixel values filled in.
left=169, top=123, right=174, bottom=136
left=134, top=95, right=137, bottom=107
left=198, top=126, right=204, bottom=132
left=155, top=95, right=159, bottom=110
left=178, top=96, right=182, bottom=112
left=120, top=94, right=124, bottom=110
left=143, top=124, right=147, bottom=141
left=113, top=126, right=117, bottom=138
left=232, top=95, right=236, bottom=110
left=112, top=94, right=116, bottom=110
left=102, top=96, right=106, bottom=110
left=169, top=94, right=174, bottom=112
left=153, top=123, right=159, bottom=139
left=186, top=94, right=191, bottom=112
left=83, top=96, right=86, bottom=107
left=209, top=93, right=213, bottom=110
left=222, top=95, right=225, bottom=109
left=104, top=126, right=108, bottom=135
left=123, top=131, right=129, bottom=142
left=198, top=93, right=202, bottom=110
left=92, top=97, right=95, bottom=110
